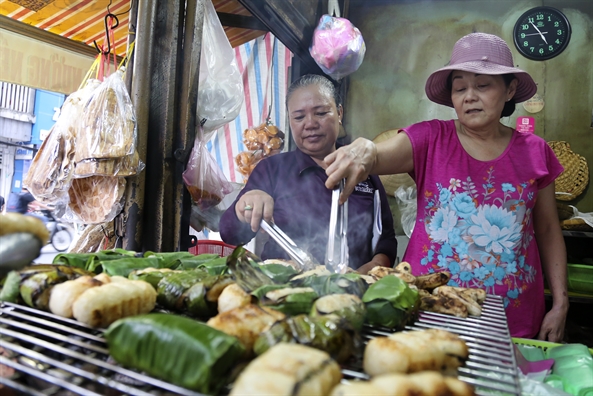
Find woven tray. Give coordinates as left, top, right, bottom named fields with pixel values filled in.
left=548, top=141, right=589, bottom=201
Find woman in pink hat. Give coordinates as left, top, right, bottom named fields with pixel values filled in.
left=324, top=32, right=567, bottom=341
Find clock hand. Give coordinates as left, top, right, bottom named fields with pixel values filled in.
left=530, top=21, right=548, bottom=44
left=524, top=32, right=549, bottom=37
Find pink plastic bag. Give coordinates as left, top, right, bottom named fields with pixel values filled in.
left=310, top=14, right=366, bottom=80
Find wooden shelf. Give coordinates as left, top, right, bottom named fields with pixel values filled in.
left=562, top=230, right=593, bottom=238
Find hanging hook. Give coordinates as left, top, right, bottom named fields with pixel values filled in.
left=93, top=13, right=119, bottom=55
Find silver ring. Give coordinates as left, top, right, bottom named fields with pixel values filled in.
left=244, top=204, right=253, bottom=211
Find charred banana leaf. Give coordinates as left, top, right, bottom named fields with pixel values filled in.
left=18, top=265, right=94, bottom=310
left=310, top=293, right=366, bottom=332
left=257, top=262, right=300, bottom=283
left=226, top=246, right=275, bottom=292
left=252, top=284, right=318, bottom=316
left=362, top=275, right=419, bottom=329
left=104, top=313, right=244, bottom=394
left=0, top=271, right=21, bottom=302
left=157, top=270, right=233, bottom=317
left=291, top=273, right=369, bottom=298
left=254, top=314, right=359, bottom=363
left=53, top=249, right=137, bottom=272
left=187, top=256, right=228, bottom=274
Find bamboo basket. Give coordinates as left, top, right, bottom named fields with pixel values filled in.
left=548, top=141, right=589, bottom=201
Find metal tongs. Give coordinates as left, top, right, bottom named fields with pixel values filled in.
left=260, top=219, right=318, bottom=271
left=326, top=179, right=349, bottom=273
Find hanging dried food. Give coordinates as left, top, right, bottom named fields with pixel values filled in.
left=235, top=122, right=285, bottom=181
left=66, top=175, right=126, bottom=224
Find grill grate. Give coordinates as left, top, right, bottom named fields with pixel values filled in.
left=0, top=295, right=520, bottom=395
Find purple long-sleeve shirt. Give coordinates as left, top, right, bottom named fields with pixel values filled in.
left=219, top=148, right=398, bottom=269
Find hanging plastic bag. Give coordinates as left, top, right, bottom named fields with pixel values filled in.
left=183, top=127, right=233, bottom=211
left=75, top=68, right=137, bottom=163
left=197, top=0, right=244, bottom=132
left=394, top=185, right=417, bottom=238
left=24, top=78, right=101, bottom=204
left=310, top=0, right=366, bottom=80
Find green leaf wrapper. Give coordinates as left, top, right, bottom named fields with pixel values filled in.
left=0, top=271, right=22, bottom=302
left=252, top=284, right=318, bottom=316
left=310, top=294, right=366, bottom=332
left=100, top=256, right=163, bottom=277
left=257, top=263, right=299, bottom=284
left=226, top=246, right=275, bottom=292
left=362, top=275, right=419, bottom=329
left=128, top=268, right=179, bottom=288
left=291, top=273, right=369, bottom=298
left=254, top=314, right=357, bottom=363
left=104, top=313, right=245, bottom=393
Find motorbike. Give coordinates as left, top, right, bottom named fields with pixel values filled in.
left=32, top=209, right=74, bottom=252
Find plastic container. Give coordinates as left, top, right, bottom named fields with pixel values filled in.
left=567, top=263, right=593, bottom=294
left=189, top=240, right=235, bottom=257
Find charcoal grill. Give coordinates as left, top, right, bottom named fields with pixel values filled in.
left=0, top=294, right=520, bottom=395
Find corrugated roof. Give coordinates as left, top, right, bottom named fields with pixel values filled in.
left=0, top=0, right=266, bottom=56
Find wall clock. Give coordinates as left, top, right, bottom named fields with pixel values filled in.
left=513, top=6, right=571, bottom=61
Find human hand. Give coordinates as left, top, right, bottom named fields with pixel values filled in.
left=537, top=304, right=568, bottom=343
left=235, top=190, right=274, bottom=232
left=324, top=138, right=377, bottom=204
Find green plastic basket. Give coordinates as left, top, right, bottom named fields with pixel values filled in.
left=512, top=338, right=593, bottom=356
left=567, top=263, right=593, bottom=294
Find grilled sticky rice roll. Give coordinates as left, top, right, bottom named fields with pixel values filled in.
left=331, top=372, right=475, bottom=396
left=394, top=261, right=412, bottom=273
left=206, top=304, right=285, bottom=354
left=456, top=287, right=487, bottom=304
left=71, top=276, right=156, bottom=327
left=217, top=283, right=252, bottom=313
left=363, top=329, right=468, bottom=377
left=49, top=275, right=103, bottom=317
left=230, top=343, right=341, bottom=396
left=433, top=286, right=482, bottom=316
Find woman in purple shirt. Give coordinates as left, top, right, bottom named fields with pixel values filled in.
left=219, top=74, right=398, bottom=273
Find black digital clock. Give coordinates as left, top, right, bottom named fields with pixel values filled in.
left=513, top=6, right=571, bottom=61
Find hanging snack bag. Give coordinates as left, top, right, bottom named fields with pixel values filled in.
left=235, top=122, right=285, bottom=181
left=75, top=68, right=136, bottom=163
left=310, top=14, right=366, bottom=80
left=183, top=128, right=233, bottom=211
left=66, top=175, right=127, bottom=224
left=24, top=79, right=101, bottom=204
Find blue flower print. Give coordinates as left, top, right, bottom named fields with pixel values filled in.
left=449, top=261, right=460, bottom=275
left=426, top=201, right=435, bottom=209
left=437, top=254, right=449, bottom=268
left=450, top=193, right=477, bottom=219
left=507, top=288, right=519, bottom=299
left=427, top=249, right=435, bottom=261
left=501, top=251, right=516, bottom=265
left=484, top=277, right=495, bottom=287
left=484, top=263, right=496, bottom=273
left=448, top=279, right=460, bottom=287
left=428, top=207, right=458, bottom=243
left=521, top=182, right=527, bottom=188
left=439, top=187, right=452, bottom=205
left=494, top=266, right=506, bottom=280
left=502, top=183, right=516, bottom=193
left=459, top=270, right=473, bottom=281
left=506, top=261, right=517, bottom=274
left=441, top=243, right=453, bottom=258
left=473, top=266, right=489, bottom=280
left=527, top=192, right=534, bottom=201
left=503, top=297, right=510, bottom=308
left=468, top=205, right=522, bottom=254
left=518, top=256, right=525, bottom=268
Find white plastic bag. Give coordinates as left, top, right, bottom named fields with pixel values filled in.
left=197, top=0, right=244, bottom=132
left=394, top=185, right=417, bottom=238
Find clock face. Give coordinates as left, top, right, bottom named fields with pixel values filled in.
left=513, top=6, right=571, bottom=61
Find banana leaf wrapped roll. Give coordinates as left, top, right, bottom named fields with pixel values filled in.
left=226, top=246, right=276, bottom=292
left=310, top=293, right=366, bottom=332
left=128, top=267, right=180, bottom=288
left=157, top=270, right=234, bottom=317
left=253, top=314, right=359, bottom=363
left=54, top=248, right=137, bottom=272
left=291, top=273, right=369, bottom=298
left=17, top=265, right=94, bottom=310
left=191, top=256, right=228, bottom=274
left=104, top=313, right=244, bottom=394
left=258, top=259, right=301, bottom=283
left=362, top=275, right=419, bottom=329
left=0, top=271, right=22, bottom=302
left=252, top=284, right=318, bottom=316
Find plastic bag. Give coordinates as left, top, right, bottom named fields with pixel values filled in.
left=24, top=79, right=101, bottom=204
left=62, top=175, right=126, bottom=225
left=235, top=122, right=285, bottom=181
left=75, top=68, right=137, bottom=162
left=394, top=185, right=417, bottom=238
left=197, top=0, right=243, bottom=132
left=310, top=14, right=366, bottom=80
left=183, top=128, right=233, bottom=211
left=190, top=182, right=243, bottom=232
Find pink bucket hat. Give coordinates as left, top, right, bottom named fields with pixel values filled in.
left=425, top=32, right=537, bottom=107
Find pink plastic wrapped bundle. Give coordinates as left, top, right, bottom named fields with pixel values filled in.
left=310, top=14, right=366, bottom=80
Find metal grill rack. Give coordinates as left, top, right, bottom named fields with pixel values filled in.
left=1, top=295, right=520, bottom=396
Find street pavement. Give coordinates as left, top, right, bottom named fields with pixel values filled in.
left=34, top=244, right=61, bottom=264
